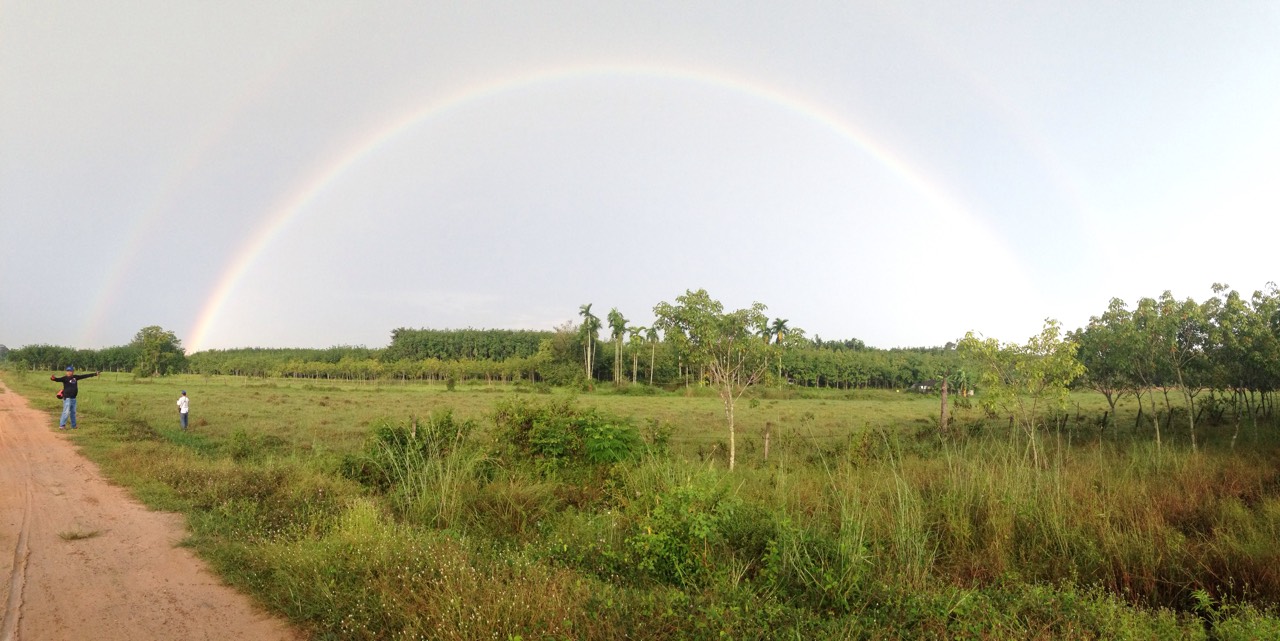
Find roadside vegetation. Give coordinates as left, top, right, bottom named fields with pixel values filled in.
left=3, top=369, right=1279, bottom=639
left=3, top=283, right=1280, bottom=638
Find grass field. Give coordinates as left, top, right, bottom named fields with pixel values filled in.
left=6, top=370, right=1118, bottom=456
left=6, top=369, right=1280, bottom=640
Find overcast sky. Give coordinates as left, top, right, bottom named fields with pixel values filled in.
left=3, top=1, right=1278, bottom=353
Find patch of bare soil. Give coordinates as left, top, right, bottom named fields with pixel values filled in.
left=0, top=382, right=303, bottom=640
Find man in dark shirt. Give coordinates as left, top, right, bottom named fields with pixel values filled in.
left=51, top=366, right=99, bottom=429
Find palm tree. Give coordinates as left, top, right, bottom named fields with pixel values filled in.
left=628, top=326, right=645, bottom=383
left=769, top=318, right=789, bottom=380
left=607, top=308, right=627, bottom=385
left=769, top=318, right=789, bottom=345
left=579, top=304, right=600, bottom=382
left=646, top=326, right=660, bottom=385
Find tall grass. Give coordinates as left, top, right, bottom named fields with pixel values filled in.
left=3, top=368, right=1278, bottom=638
left=370, top=411, right=489, bottom=530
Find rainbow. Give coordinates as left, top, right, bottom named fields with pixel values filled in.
left=185, top=62, right=1010, bottom=352
left=76, top=14, right=345, bottom=348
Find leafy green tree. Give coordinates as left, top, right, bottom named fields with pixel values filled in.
left=653, top=289, right=773, bottom=470
left=1154, top=292, right=1210, bottom=448
left=1129, top=297, right=1172, bottom=445
left=130, top=325, right=186, bottom=377
left=958, top=319, right=1084, bottom=467
left=1203, top=283, right=1280, bottom=440
left=1251, top=284, right=1280, bottom=419
left=1072, top=298, right=1138, bottom=428
left=1205, top=286, right=1248, bottom=422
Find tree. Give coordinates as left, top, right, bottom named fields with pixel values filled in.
left=653, top=289, right=773, bottom=470
left=130, top=325, right=186, bottom=377
left=578, top=304, right=600, bottom=384
left=645, top=326, right=660, bottom=386
left=1130, top=297, right=1171, bottom=446
left=769, top=318, right=789, bottom=345
left=1072, top=298, right=1137, bottom=428
left=929, top=347, right=965, bottom=434
left=1156, top=292, right=1209, bottom=449
left=607, top=308, right=627, bottom=385
left=769, top=318, right=789, bottom=380
left=628, top=326, right=645, bottom=383
left=958, top=319, right=1084, bottom=467
left=1250, top=283, right=1280, bottom=422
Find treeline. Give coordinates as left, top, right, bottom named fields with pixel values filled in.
left=4, top=326, right=188, bottom=377
left=186, top=346, right=378, bottom=377
left=1072, top=284, right=1280, bottom=430
left=13, top=328, right=954, bottom=390
left=383, top=328, right=550, bottom=361
left=186, top=349, right=542, bottom=384
left=783, top=345, right=955, bottom=389
left=3, top=343, right=142, bottom=373
left=182, top=329, right=553, bottom=381
left=7, top=284, right=1278, bottom=404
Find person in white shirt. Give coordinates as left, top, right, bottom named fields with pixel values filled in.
left=177, top=390, right=190, bottom=430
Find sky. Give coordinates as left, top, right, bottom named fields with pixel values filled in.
left=2, top=1, right=1279, bottom=353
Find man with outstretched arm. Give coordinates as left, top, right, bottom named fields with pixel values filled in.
left=51, top=365, right=99, bottom=429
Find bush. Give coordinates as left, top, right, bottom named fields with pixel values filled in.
left=625, top=472, right=741, bottom=588
left=584, top=421, right=643, bottom=465
left=493, top=396, right=641, bottom=470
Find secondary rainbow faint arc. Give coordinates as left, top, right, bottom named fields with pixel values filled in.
left=76, top=8, right=355, bottom=348
left=186, top=62, right=985, bottom=352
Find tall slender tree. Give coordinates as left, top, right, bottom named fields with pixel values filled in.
left=646, top=326, right=660, bottom=386
left=654, top=289, right=773, bottom=470
left=1130, top=297, right=1169, bottom=447
left=1157, top=292, right=1209, bottom=449
left=769, top=318, right=789, bottom=379
left=958, top=320, right=1084, bottom=468
left=628, top=326, right=645, bottom=383
left=578, top=304, right=600, bottom=383
left=606, top=308, right=626, bottom=385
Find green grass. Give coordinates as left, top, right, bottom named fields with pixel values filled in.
left=5, top=368, right=1279, bottom=639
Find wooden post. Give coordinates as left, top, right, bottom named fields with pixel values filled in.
left=763, top=421, right=773, bottom=462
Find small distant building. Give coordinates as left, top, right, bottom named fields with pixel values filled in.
left=914, top=379, right=940, bottom=393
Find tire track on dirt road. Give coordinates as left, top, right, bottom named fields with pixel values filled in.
left=0, top=381, right=303, bottom=641
left=0, top=419, right=33, bottom=641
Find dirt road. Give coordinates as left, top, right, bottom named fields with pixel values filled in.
left=0, top=382, right=303, bottom=641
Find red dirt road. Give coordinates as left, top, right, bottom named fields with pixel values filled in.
left=0, top=382, right=303, bottom=641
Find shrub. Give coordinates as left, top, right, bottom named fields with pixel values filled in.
left=493, top=396, right=641, bottom=470
left=584, top=421, right=643, bottom=465
left=626, top=472, right=741, bottom=588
